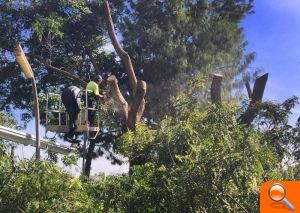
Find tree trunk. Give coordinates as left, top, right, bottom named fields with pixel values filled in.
left=10, top=145, right=15, bottom=171
left=211, top=74, right=223, bottom=104
left=84, top=0, right=147, bottom=177
left=251, top=73, right=268, bottom=103
left=102, top=0, right=146, bottom=129
left=84, top=139, right=96, bottom=177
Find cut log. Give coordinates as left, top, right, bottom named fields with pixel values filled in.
left=251, top=73, right=268, bottom=103
left=211, top=74, right=223, bottom=104
left=239, top=73, right=269, bottom=126
left=245, top=81, right=252, bottom=99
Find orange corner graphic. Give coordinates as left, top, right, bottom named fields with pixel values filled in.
left=260, top=181, right=300, bottom=212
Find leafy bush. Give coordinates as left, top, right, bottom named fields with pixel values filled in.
left=0, top=159, right=96, bottom=212
left=88, top=104, right=284, bottom=212
left=1, top=103, right=299, bottom=212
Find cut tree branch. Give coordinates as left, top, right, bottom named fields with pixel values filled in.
left=107, top=75, right=129, bottom=122
left=245, top=81, right=252, bottom=99
left=251, top=73, right=268, bottom=103
left=239, top=73, right=269, bottom=126
left=211, top=74, right=223, bottom=104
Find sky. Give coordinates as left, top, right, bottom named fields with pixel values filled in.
left=242, top=0, right=300, bottom=123
left=4, top=0, right=300, bottom=176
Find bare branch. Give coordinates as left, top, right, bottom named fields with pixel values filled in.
left=44, top=63, right=87, bottom=86
left=103, top=0, right=137, bottom=94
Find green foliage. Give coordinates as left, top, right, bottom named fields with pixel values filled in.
left=0, top=112, right=17, bottom=153
left=0, top=159, right=96, bottom=212
left=110, top=103, right=295, bottom=211
left=121, top=0, right=255, bottom=121
left=0, top=0, right=124, bottom=115
left=0, top=0, right=125, bottom=165
left=0, top=100, right=299, bottom=212
left=239, top=96, right=300, bottom=162
left=33, top=17, right=64, bottom=41
left=1, top=0, right=257, bottom=175
left=0, top=111, right=16, bottom=127
left=1, top=1, right=300, bottom=211
left=62, top=154, right=80, bottom=167
left=118, top=123, right=155, bottom=158
left=89, top=164, right=182, bottom=212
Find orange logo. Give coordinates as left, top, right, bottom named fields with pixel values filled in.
left=260, top=181, right=300, bottom=212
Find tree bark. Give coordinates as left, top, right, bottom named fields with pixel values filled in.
left=102, top=0, right=146, bottom=130
left=103, top=0, right=137, bottom=94
left=84, top=139, right=96, bottom=177
left=239, top=73, right=269, bottom=126
left=245, top=81, right=252, bottom=99
left=107, top=75, right=129, bottom=122
left=211, top=74, right=223, bottom=104
left=251, top=73, right=268, bottom=103
left=128, top=80, right=147, bottom=129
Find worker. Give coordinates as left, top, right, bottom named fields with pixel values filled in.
left=61, top=85, right=81, bottom=143
left=85, top=75, right=107, bottom=125
left=61, top=75, right=106, bottom=146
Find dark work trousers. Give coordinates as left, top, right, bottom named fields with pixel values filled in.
left=61, top=86, right=81, bottom=141
left=83, top=93, right=96, bottom=126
